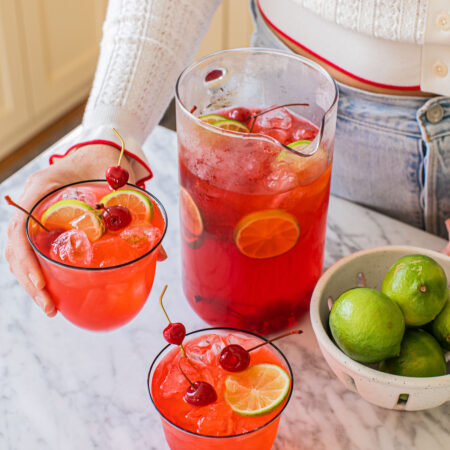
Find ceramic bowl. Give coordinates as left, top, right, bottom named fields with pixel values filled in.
left=310, top=245, right=450, bottom=411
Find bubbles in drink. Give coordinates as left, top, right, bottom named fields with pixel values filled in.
left=50, top=230, right=93, bottom=266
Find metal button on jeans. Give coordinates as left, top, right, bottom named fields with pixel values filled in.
left=426, top=104, right=445, bottom=123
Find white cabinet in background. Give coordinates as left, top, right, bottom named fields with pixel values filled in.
left=0, top=0, right=107, bottom=159
left=0, top=0, right=252, bottom=161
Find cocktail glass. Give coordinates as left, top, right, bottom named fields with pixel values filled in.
left=176, top=48, right=338, bottom=334
left=147, top=327, right=293, bottom=450
left=26, top=179, right=167, bottom=331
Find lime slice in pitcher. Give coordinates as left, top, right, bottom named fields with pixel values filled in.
left=234, top=210, right=300, bottom=259
left=199, top=114, right=227, bottom=124
left=212, top=119, right=249, bottom=133
left=276, top=140, right=311, bottom=161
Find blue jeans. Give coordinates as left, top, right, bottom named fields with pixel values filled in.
left=250, top=0, right=450, bottom=238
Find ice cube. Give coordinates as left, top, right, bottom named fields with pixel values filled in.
left=120, top=225, right=162, bottom=249
left=255, top=107, right=292, bottom=130
left=50, top=230, right=93, bottom=266
left=54, top=188, right=97, bottom=206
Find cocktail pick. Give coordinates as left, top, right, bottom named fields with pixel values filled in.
left=5, top=195, right=50, bottom=232
left=219, top=329, right=302, bottom=372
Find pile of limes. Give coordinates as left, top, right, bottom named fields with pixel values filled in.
left=329, top=254, right=449, bottom=377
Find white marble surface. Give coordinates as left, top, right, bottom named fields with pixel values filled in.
left=0, top=126, right=449, bottom=450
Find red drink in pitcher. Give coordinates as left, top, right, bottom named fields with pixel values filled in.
left=179, top=106, right=331, bottom=334
left=176, top=49, right=338, bottom=334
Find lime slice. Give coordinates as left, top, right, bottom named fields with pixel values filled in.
left=276, top=140, right=311, bottom=161
left=41, top=199, right=104, bottom=242
left=234, top=209, right=300, bottom=259
left=179, top=186, right=203, bottom=236
left=199, top=114, right=227, bottom=124
left=212, top=119, right=249, bottom=133
left=101, top=189, right=153, bottom=222
left=224, top=363, right=291, bottom=416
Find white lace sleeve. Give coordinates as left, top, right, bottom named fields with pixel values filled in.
left=81, top=0, right=220, bottom=176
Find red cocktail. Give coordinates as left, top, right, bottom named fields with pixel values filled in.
left=176, top=49, right=338, bottom=334
left=27, top=180, right=167, bottom=331
left=148, top=328, right=293, bottom=450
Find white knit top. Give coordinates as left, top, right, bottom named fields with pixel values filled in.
left=81, top=0, right=449, bottom=171
left=291, top=0, right=429, bottom=44
left=82, top=0, right=220, bottom=178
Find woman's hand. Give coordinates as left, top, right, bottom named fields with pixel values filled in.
left=5, top=145, right=135, bottom=316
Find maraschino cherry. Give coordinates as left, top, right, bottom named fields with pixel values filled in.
left=105, top=128, right=129, bottom=190
left=219, top=329, right=302, bottom=372
left=178, top=358, right=217, bottom=407
left=159, top=285, right=186, bottom=347
left=158, top=285, right=218, bottom=406
left=101, top=205, right=131, bottom=231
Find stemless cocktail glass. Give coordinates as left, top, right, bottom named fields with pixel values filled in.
left=176, top=48, right=338, bottom=334
left=147, top=327, right=293, bottom=450
left=27, top=180, right=167, bottom=331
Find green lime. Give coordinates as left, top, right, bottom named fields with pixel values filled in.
left=431, top=290, right=450, bottom=351
left=329, top=288, right=405, bottom=363
left=100, top=189, right=153, bottom=222
left=276, top=140, right=311, bottom=162
left=199, top=114, right=227, bottom=124
left=224, top=364, right=290, bottom=416
left=379, top=329, right=446, bottom=377
left=41, top=199, right=104, bottom=242
left=381, top=254, right=448, bottom=326
left=211, top=119, right=249, bottom=133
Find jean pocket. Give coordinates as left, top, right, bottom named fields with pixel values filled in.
left=331, top=114, right=424, bottom=229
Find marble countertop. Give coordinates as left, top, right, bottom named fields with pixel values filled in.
left=0, top=126, right=448, bottom=450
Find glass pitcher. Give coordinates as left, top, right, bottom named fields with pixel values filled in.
left=176, top=48, right=338, bottom=334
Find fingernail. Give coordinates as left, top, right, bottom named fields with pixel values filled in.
left=34, top=294, right=46, bottom=310
left=29, top=272, right=42, bottom=289
left=45, top=304, right=56, bottom=316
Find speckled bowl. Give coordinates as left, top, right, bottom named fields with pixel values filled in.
left=310, top=245, right=450, bottom=411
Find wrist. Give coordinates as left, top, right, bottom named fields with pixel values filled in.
left=49, top=139, right=153, bottom=187
left=64, top=144, right=136, bottom=182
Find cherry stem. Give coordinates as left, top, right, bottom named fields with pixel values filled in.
left=178, top=356, right=195, bottom=388
left=159, top=285, right=187, bottom=357
left=248, top=103, right=310, bottom=132
left=247, top=329, right=302, bottom=353
left=159, top=285, right=171, bottom=323
left=4, top=195, right=50, bottom=232
left=112, top=128, right=125, bottom=167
